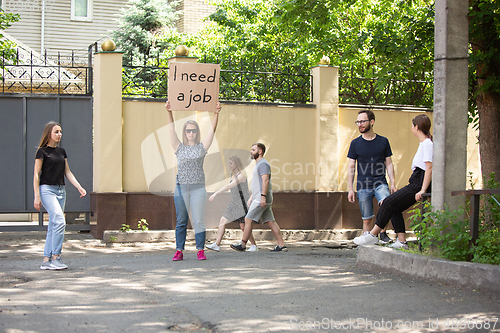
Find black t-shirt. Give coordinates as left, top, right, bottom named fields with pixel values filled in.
left=35, top=146, right=67, bottom=185
left=347, top=135, right=392, bottom=190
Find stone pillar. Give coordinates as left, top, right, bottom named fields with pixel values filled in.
left=93, top=51, right=124, bottom=192
left=311, top=65, right=339, bottom=192
left=91, top=51, right=125, bottom=239
left=432, top=0, right=469, bottom=211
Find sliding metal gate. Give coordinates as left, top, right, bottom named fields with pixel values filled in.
left=0, top=95, right=93, bottom=231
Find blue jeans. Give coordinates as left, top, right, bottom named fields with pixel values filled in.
left=174, top=184, right=207, bottom=250
left=357, top=184, right=390, bottom=220
left=40, top=185, right=66, bottom=257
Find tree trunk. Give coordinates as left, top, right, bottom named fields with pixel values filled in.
left=469, top=0, right=500, bottom=183
left=476, top=91, right=500, bottom=182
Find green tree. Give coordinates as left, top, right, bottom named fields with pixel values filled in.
left=189, top=0, right=309, bottom=66
left=163, top=0, right=312, bottom=102
left=0, top=10, right=21, bottom=64
left=112, top=0, right=180, bottom=65
left=273, top=0, right=434, bottom=105
left=468, top=0, right=500, bottom=181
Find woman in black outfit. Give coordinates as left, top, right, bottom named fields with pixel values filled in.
left=34, top=122, right=87, bottom=270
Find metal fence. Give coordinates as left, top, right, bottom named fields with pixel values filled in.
left=121, top=56, right=434, bottom=106
left=0, top=46, right=93, bottom=95
left=122, top=55, right=313, bottom=104
left=338, top=65, right=433, bottom=107
left=1, top=46, right=433, bottom=106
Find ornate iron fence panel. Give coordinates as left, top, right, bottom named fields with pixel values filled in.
left=121, top=56, right=313, bottom=104
left=120, top=56, right=433, bottom=106
left=122, top=65, right=169, bottom=98
left=201, top=56, right=312, bottom=104
left=1, top=47, right=93, bottom=95
left=339, top=65, right=433, bottom=107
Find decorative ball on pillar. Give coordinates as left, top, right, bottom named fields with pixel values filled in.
left=175, top=45, right=190, bottom=57
left=101, top=39, right=116, bottom=52
left=319, top=55, right=331, bottom=65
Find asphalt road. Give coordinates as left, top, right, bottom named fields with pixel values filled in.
left=0, top=232, right=499, bottom=332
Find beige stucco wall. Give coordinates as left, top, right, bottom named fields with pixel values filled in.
left=122, top=101, right=318, bottom=194
left=94, top=52, right=481, bottom=195
left=338, top=106, right=481, bottom=191
left=121, top=101, right=481, bottom=194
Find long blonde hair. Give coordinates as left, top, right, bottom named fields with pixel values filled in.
left=229, top=155, right=246, bottom=178
left=37, top=121, right=61, bottom=148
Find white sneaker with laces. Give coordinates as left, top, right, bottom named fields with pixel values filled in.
left=246, top=244, right=258, bottom=252
left=389, top=240, right=408, bottom=250
left=206, top=242, right=220, bottom=252
left=353, top=233, right=378, bottom=246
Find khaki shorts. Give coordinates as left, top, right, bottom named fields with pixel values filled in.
left=245, top=200, right=275, bottom=224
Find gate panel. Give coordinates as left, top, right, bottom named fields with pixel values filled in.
left=0, top=95, right=93, bottom=228
left=0, top=98, right=24, bottom=211
left=59, top=97, right=92, bottom=212
left=25, top=98, right=60, bottom=213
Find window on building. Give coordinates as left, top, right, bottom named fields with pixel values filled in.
left=71, top=0, right=92, bottom=21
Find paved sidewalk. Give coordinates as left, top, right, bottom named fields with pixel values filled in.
left=0, top=231, right=499, bottom=333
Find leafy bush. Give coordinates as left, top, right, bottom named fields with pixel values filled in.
left=120, top=224, right=131, bottom=232
left=409, top=203, right=471, bottom=262
left=472, top=228, right=500, bottom=264
left=137, top=218, right=149, bottom=231
left=472, top=173, right=500, bottom=264
left=409, top=173, right=500, bottom=265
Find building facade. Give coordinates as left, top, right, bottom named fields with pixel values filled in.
left=1, top=0, right=214, bottom=55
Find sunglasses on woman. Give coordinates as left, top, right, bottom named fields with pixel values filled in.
left=185, top=129, right=198, bottom=134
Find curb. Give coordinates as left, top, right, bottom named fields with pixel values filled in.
left=102, top=229, right=366, bottom=243
left=355, top=245, right=500, bottom=293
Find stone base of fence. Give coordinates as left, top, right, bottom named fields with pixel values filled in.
left=90, top=192, right=415, bottom=240
left=102, top=228, right=364, bottom=244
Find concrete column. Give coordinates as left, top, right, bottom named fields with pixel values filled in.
left=93, top=51, right=123, bottom=192
left=432, top=0, right=469, bottom=211
left=311, top=65, right=339, bottom=192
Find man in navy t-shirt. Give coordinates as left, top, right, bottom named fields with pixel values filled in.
left=347, top=110, right=397, bottom=243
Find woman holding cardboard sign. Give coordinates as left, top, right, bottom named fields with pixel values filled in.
left=165, top=100, right=221, bottom=261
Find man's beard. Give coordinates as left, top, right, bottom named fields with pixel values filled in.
left=251, top=152, right=260, bottom=160
left=359, top=122, right=371, bottom=133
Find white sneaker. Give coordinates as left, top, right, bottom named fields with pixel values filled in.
left=206, top=242, right=220, bottom=252
left=389, top=240, right=408, bottom=250
left=353, top=233, right=378, bottom=246
left=246, top=244, right=258, bottom=252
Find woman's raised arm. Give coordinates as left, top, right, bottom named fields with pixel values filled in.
left=166, top=101, right=181, bottom=152
left=202, top=102, right=221, bottom=151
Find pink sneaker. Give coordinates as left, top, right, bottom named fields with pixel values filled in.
left=172, top=250, right=183, bottom=261
left=197, top=249, right=207, bottom=260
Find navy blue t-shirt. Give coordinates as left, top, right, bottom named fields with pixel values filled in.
left=347, top=135, right=392, bottom=190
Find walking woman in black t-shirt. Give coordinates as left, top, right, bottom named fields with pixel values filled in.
left=33, top=122, right=87, bottom=270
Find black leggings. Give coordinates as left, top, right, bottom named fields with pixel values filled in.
left=375, top=168, right=427, bottom=233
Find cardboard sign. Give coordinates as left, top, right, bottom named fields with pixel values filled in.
left=168, top=62, right=220, bottom=112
